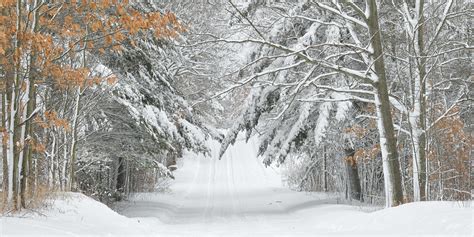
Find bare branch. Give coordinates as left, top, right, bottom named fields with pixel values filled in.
left=192, top=60, right=306, bottom=107
left=311, top=0, right=368, bottom=28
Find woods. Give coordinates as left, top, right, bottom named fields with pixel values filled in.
left=0, top=0, right=208, bottom=211
left=211, top=0, right=471, bottom=207
left=0, top=0, right=471, bottom=215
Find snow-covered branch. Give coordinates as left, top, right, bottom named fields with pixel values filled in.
left=311, top=0, right=368, bottom=28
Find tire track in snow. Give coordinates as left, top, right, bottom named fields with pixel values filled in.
left=159, top=155, right=204, bottom=223
left=226, top=146, right=238, bottom=216
left=119, top=133, right=333, bottom=227
left=203, top=153, right=217, bottom=221
left=181, top=155, right=202, bottom=200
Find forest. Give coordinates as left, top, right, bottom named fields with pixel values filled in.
left=0, top=0, right=472, bottom=236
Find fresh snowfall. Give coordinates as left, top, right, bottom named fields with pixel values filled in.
left=0, top=1, right=472, bottom=237
left=2, top=137, right=472, bottom=236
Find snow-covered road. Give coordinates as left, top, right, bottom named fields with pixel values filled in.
left=117, top=136, right=336, bottom=225
left=116, top=136, right=472, bottom=236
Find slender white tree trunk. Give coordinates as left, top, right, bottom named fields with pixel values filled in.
left=17, top=98, right=27, bottom=204
left=410, top=108, right=423, bottom=202
left=61, top=132, right=68, bottom=191
left=48, top=134, right=56, bottom=188
left=68, top=88, right=80, bottom=191
left=402, top=0, right=429, bottom=202
left=7, top=88, right=16, bottom=202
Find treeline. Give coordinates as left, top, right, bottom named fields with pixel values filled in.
left=213, top=0, right=472, bottom=206
left=0, top=0, right=208, bottom=211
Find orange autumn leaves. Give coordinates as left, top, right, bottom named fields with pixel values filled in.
left=56, top=1, right=185, bottom=53
left=47, top=65, right=116, bottom=90
left=1, top=1, right=185, bottom=67
left=35, top=110, right=70, bottom=131
left=429, top=106, right=472, bottom=168
left=0, top=1, right=184, bottom=152
left=1, top=0, right=184, bottom=90
left=1, top=1, right=185, bottom=66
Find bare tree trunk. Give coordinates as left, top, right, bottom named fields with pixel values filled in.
left=48, top=133, right=56, bottom=189
left=12, top=85, right=20, bottom=211
left=323, top=145, right=328, bottom=192
left=367, top=0, right=404, bottom=207
left=20, top=0, right=40, bottom=208
left=0, top=3, right=8, bottom=209
left=67, top=30, right=87, bottom=191
left=115, top=157, right=127, bottom=201
left=19, top=95, right=28, bottom=208
left=413, top=0, right=427, bottom=202
left=344, top=148, right=361, bottom=201
left=11, top=0, right=23, bottom=210
left=1, top=93, right=8, bottom=207
left=68, top=88, right=80, bottom=191
left=61, top=131, right=68, bottom=191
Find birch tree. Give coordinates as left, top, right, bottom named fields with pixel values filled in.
left=391, top=0, right=471, bottom=201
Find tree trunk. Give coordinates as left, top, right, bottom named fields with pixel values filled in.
left=323, top=145, right=328, bottom=192
left=367, top=0, right=404, bottom=207
left=344, top=148, right=361, bottom=201
left=61, top=131, right=69, bottom=191
left=11, top=86, right=20, bottom=210
left=1, top=93, right=8, bottom=207
left=116, top=157, right=126, bottom=199
left=48, top=133, right=56, bottom=188
left=19, top=97, right=28, bottom=208
left=68, top=32, right=87, bottom=191
left=411, top=0, right=428, bottom=202
left=20, top=0, right=41, bottom=208
left=68, top=88, right=80, bottom=191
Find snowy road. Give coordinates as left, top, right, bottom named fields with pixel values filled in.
left=116, top=136, right=471, bottom=236
left=116, top=136, right=338, bottom=231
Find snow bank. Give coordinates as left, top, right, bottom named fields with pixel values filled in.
left=2, top=193, right=470, bottom=236
left=0, top=192, right=153, bottom=236
left=289, top=201, right=472, bottom=236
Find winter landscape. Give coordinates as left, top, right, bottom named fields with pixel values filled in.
left=0, top=0, right=472, bottom=236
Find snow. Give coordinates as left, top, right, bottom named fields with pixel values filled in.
left=117, top=134, right=472, bottom=236
left=374, top=94, right=393, bottom=208
left=1, top=192, right=152, bottom=236
left=314, top=101, right=332, bottom=146
left=179, top=118, right=207, bottom=145
left=334, top=92, right=352, bottom=122
left=142, top=105, right=178, bottom=137
left=274, top=103, right=312, bottom=162
left=299, top=23, right=320, bottom=48
left=2, top=134, right=472, bottom=236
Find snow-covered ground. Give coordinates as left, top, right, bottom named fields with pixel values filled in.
left=1, top=135, right=472, bottom=236
left=1, top=192, right=152, bottom=236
